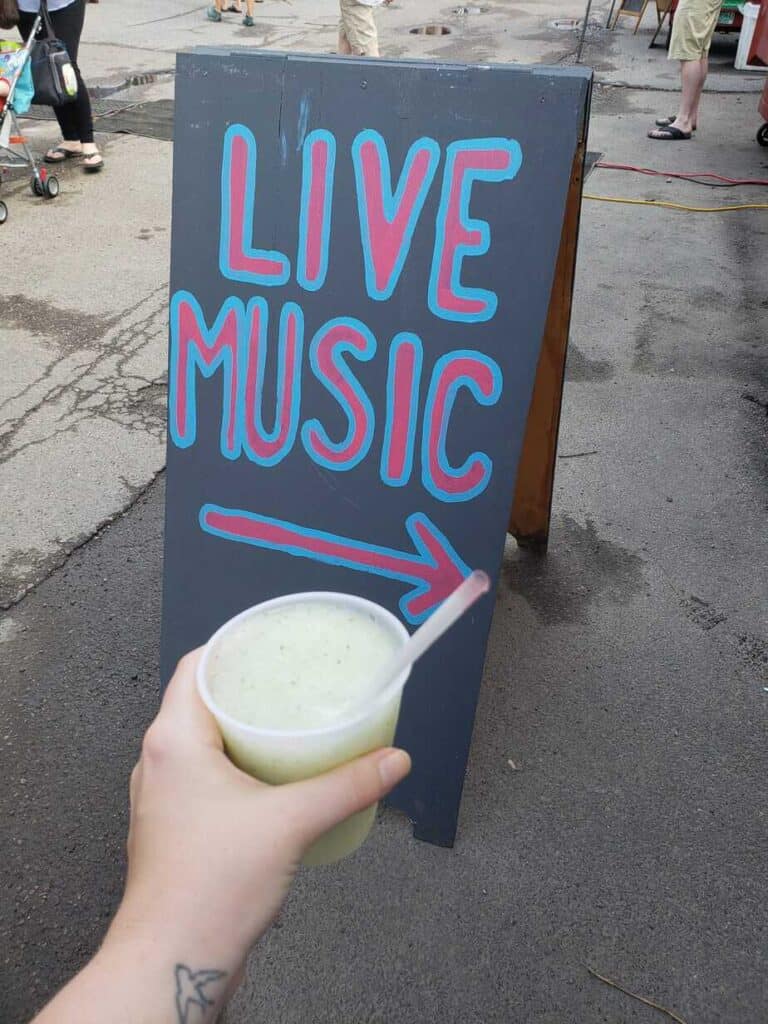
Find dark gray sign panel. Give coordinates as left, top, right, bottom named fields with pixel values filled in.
left=162, top=48, right=591, bottom=846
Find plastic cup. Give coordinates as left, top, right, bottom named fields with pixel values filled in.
left=197, top=592, right=411, bottom=866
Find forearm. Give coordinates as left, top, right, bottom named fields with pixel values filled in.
left=31, top=915, right=243, bottom=1024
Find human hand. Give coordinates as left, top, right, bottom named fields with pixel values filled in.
left=111, top=649, right=411, bottom=966
left=32, top=650, right=411, bottom=1023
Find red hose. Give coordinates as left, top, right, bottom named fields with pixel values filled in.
left=596, top=161, right=768, bottom=187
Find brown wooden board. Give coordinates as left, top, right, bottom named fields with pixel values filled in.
left=509, top=126, right=589, bottom=549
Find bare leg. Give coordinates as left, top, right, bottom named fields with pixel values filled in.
left=672, top=57, right=707, bottom=132
left=338, top=28, right=353, bottom=54
left=649, top=56, right=706, bottom=137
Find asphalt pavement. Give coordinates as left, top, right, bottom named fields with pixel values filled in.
left=1, top=1, right=767, bottom=1022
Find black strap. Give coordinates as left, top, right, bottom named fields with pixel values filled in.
left=37, top=0, right=57, bottom=40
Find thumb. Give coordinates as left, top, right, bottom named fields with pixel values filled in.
left=279, top=748, right=411, bottom=847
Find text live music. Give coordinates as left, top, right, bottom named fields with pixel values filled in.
left=168, top=121, right=524, bottom=620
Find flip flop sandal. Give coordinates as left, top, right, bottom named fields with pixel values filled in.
left=45, top=145, right=80, bottom=163
left=81, top=152, right=104, bottom=173
left=655, top=115, right=697, bottom=130
left=225, top=4, right=241, bottom=11
left=648, top=125, right=692, bottom=141
left=206, top=6, right=222, bottom=20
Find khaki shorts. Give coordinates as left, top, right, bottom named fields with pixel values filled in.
left=340, top=0, right=380, bottom=57
left=669, top=0, right=722, bottom=60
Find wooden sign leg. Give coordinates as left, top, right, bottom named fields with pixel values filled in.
left=633, top=0, right=651, bottom=32
left=508, top=135, right=586, bottom=552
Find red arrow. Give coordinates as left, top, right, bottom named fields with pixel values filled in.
left=200, top=505, right=470, bottom=623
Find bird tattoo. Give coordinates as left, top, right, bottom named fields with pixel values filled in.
left=174, top=964, right=227, bottom=1022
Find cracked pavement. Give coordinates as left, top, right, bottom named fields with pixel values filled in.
left=0, top=137, right=170, bottom=608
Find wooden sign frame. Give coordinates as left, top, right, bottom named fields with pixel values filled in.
left=509, top=134, right=587, bottom=550
left=609, top=0, right=658, bottom=33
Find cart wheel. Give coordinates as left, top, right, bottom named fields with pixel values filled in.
left=757, top=123, right=768, bottom=147
left=31, top=175, right=44, bottom=197
left=0, top=200, right=7, bottom=224
left=43, top=175, right=60, bottom=199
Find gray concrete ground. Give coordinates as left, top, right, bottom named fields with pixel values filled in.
left=1, top=0, right=767, bottom=1022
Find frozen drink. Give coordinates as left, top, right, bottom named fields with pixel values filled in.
left=198, top=592, right=410, bottom=865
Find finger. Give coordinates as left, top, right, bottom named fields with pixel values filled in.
left=152, top=648, right=223, bottom=750
left=277, top=747, right=411, bottom=846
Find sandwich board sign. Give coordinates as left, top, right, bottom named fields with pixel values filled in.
left=161, top=48, right=591, bottom=847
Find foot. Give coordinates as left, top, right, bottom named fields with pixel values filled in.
left=648, top=123, right=692, bottom=141
left=45, top=141, right=82, bottom=162
left=655, top=115, right=697, bottom=131
left=242, top=13, right=254, bottom=24
left=206, top=6, right=222, bottom=20
left=81, top=148, right=104, bottom=173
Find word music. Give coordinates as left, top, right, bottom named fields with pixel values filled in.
left=170, top=124, right=523, bottom=504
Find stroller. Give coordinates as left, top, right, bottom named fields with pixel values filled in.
left=0, top=14, right=59, bottom=225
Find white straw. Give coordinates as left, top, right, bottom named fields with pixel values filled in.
left=368, top=570, right=491, bottom=700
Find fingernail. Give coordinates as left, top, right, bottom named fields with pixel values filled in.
left=378, top=749, right=411, bottom=788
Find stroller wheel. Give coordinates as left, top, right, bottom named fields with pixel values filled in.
left=31, top=174, right=44, bottom=197
left=0, top=200, right=7, bottom=224
left=758, top=123, right=768, bottom=148
left=43, top=175, right=60, bottom=199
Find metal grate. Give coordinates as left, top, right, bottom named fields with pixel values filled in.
left=95, top=99, right=174, bottom=141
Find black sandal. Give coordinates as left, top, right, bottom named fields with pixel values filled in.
left=45, top=145, right=81, bottom=163
left=655, top=115, right=697, bottom=131
left=81, top=151, right=104, bottom=173
left=648, top=125, right=692, bottom=141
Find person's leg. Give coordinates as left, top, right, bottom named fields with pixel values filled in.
left=338, top=0, right=352, bottom=53
left=207, top=0, right=224, bottom=21
left=51, top=0, right=99, bottom=161
left=690, top=53, right=708, bottom=124
left=338, top=0, right=379, bottom=57
left=243, top=0, right=254, bottom=26
left=47, top=0, right=100, bottom=164
left=651, top=0, right=718, bottom=136
left=673, top=57, right=706, bottom=131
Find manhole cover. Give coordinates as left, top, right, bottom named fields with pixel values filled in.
left=410, top=24, right=452, bottom=35
left=550, top=17, right=580, bottom=29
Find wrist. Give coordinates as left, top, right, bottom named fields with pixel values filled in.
left=105, top=894, right=249, bottom=975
